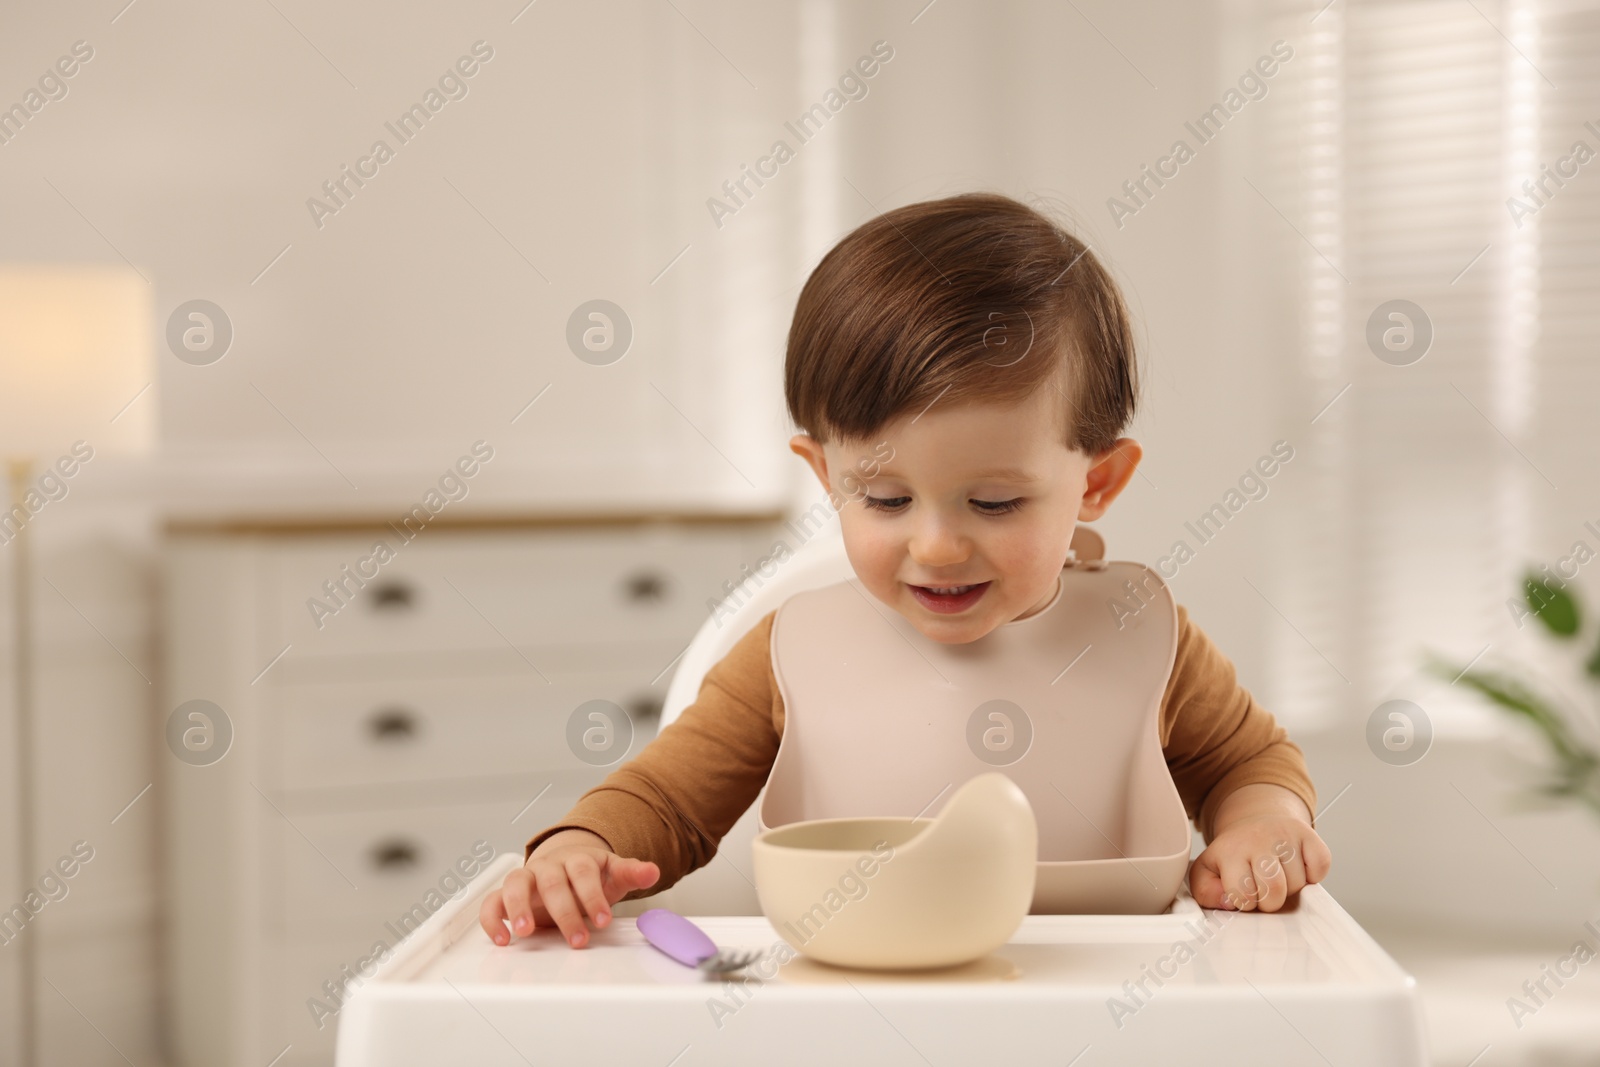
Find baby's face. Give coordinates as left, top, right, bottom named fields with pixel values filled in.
left=791, top=385, right=1141, bottom=645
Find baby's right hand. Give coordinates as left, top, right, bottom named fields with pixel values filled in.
left=478, top=828, right=660, bottom=949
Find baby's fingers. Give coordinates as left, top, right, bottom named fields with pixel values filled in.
left=1250, top=851, right=1289, bottom=912
left=496, top=867, right=551, bottom=941
left=533, top=863, right=591, bottom=948
left=1220, top=852, right=1261, bottom=910
left=600, top=856, right=660, bottom=904
left=1299, top=831, right=1333, bottom=884
left=1193, top=850, right=1260, bottom=911
left=562, top=853, right=615, bottom=933
left=479, top=890, right=511, bottom=945
left=1187, top=853, right=1231, bottom=909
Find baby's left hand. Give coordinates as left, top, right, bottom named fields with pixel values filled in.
left=1187, top=812, right=1331, bottom=912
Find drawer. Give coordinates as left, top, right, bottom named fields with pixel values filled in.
left=273, top=636, right=700, bottom=686
left=268, top=672, right=665, bottom=791
left=267, top=526, right=759, bottom=658
left=269, top=787, right=602, bottom=938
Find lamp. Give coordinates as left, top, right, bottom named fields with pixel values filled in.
left=0, top=265, right=152, bottom=1067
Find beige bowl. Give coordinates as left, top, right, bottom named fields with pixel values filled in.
left=751, top=773, right=1038, bottom=970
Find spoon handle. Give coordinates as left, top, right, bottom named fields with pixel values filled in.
left=637, top=908, right=718, bottom=967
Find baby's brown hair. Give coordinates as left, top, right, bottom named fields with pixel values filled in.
left=785, top=191, right=1139, bottom=458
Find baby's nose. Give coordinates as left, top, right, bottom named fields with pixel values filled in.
left=907, top=518, right=972, bottom=565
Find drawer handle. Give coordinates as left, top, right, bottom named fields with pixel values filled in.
left=627, top=693, right=664, bottom=722
left=370, top=840, right=420, bottom=871
left=368, top=707, right=419, bottom=742
left=623, top=570, right=669, bottom=603
left=369, top=581, right=416, bottom=611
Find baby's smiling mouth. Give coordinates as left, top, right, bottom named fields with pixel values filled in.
left=906, top=580, right=993, bottom=612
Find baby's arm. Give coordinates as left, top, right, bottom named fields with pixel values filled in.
left=480, top=611, right=783, bottom=947
left=1160, top=605, right=1331, bottom=911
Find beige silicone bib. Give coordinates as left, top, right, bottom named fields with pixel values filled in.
left=760, top=533, right=1190, bottom=914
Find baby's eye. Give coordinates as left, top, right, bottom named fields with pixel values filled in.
left=859, top=496, right=1025, bottom=515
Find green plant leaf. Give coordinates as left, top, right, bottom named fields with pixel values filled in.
left=1421, top=651, right=1600, bottom=820
left=1523, top=572, right=1580, bottom=637
left=1422, top=653, right=1586, bottom=763
left=1587, top=632, right=1600, bottom=679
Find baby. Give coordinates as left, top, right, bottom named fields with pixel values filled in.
left=480, top=191, right=1331, bottom=950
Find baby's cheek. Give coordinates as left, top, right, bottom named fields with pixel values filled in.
left=1001, top=531, right=1064, bottom=588
left=839, top=522, right=895, bottom=584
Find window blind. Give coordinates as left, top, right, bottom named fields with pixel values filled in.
left=1257, top=0, right=1594, bottom=734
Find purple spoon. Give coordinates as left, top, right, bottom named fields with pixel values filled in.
left=636, top=909, right=762, bottom=974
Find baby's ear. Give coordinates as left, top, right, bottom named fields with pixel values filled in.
left=1079, top=438, right=1142, bottom=520
left=789, top=434, right=830, bottom=488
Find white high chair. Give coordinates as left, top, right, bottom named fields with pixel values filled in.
left=336, top=523, right=1430, bottom=1067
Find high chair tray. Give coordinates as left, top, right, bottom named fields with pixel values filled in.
left=336, top=853, right=1427, bottom=1067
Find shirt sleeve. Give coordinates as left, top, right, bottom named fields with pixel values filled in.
left=1159, top=603, right=1318, bottom=843
left=522, top=610, right=782, bottom=900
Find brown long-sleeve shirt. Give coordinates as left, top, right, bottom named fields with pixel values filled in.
left=525, top=603, right=1316, bottom=899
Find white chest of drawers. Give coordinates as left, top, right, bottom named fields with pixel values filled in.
left=160, top=517, right=780, bottom=1067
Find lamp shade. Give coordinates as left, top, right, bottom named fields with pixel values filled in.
left=0, top=265, right=154, bottom=460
